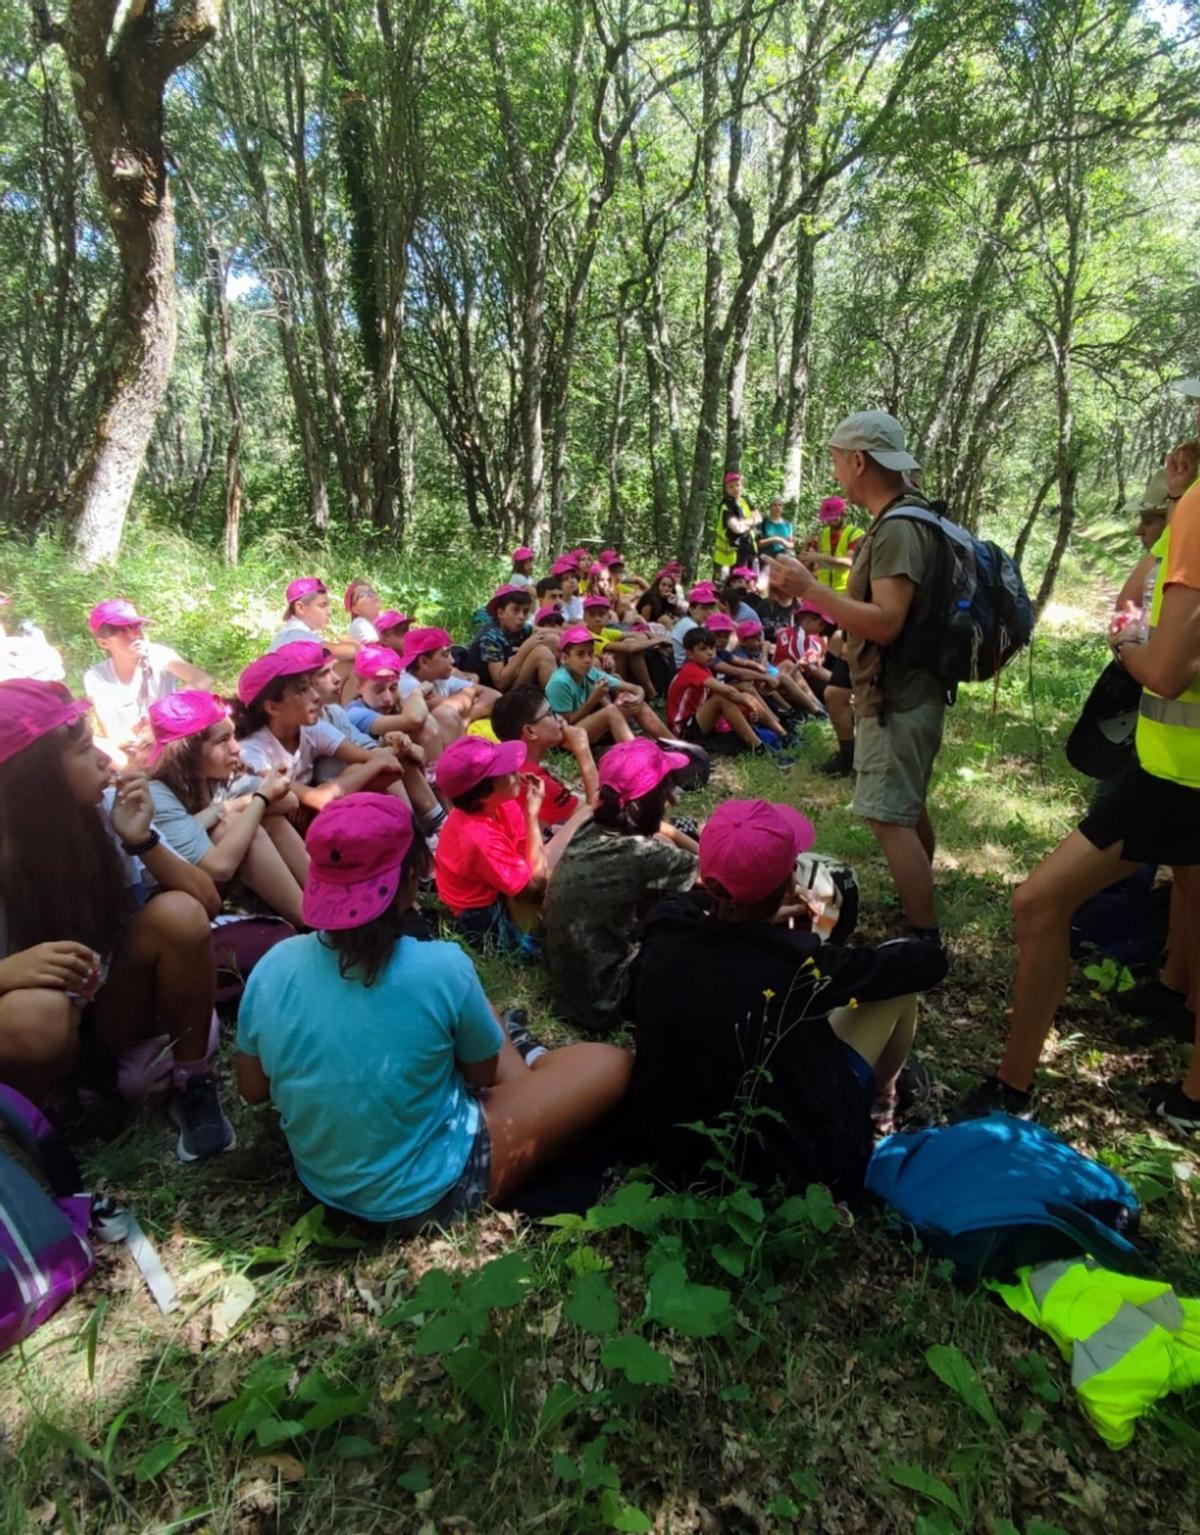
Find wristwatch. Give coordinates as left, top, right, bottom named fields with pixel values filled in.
left=121, top=829, right=160, bottom=858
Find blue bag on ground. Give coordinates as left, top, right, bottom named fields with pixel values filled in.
left=865, top=1115, right=1149, bottom=1282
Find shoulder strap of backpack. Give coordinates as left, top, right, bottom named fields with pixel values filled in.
left=0, top=1091, right=85, bottom=1198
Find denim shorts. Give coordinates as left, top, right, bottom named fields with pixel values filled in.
left=841, top=1043, right=878, bottom=1106
left=383, top=1117, right=493, bottom=1237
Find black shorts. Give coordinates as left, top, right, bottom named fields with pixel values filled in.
left=827, top=656, right=852, bottom=690
left=1078, top=761, right=1200, bottom=865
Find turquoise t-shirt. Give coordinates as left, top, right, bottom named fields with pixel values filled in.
left=237, top=932, right=504, bottom=1220
left=759, top=517, right=793, bottom=553
left=545, top=664, right=609, bottom=716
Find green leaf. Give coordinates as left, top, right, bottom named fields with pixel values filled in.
left=601, top=1334, right=673, bottom=1386
left=143, top=1382, right=191, bottom=1434
left=712, top=1242, right=748, bottom=1278
left=460, top=1251, right=531, bottom=1312
left=444, top=1346, right=505, bottom=1422
left=1014, top=1351, right=1061, bottom=1404
left=133, top=1438, right=190, bottom=1482
left=805, top=1184, right=838, bottom=1233
left=924, top=1344, right=1001, bottom=1430
left=552, top=1452, right=580, bottom=1483
left=789, top=1468, right=821, bottom=1501
left=412, top=1310, right=469, bottom=1356
left=990, top=1522, right=1021, bottom=1535
left=887, top=1463, right=964, bottom=1519
left=599, top=1487, right=652, bottom=1531
left=565, top=1270, right=620, bottom=1336
left=1026, top=1524, right=1072, bottom=1535
left=254, top=1416, right=308, bottom=1449
left=299, top=1392, right=367, bottom=1432
left=397, top=1464, right=432, bottom=1492
left=768, top=1492, right=800, bottom=1518
left=383, top=1267, right=458, bottom=1326
left=915, top=1513, right=960, bottom=1535
left=645, top=1261, right=732, bottom=1338
left=588, top=1181, right=662, bottom=1231
left=335, top=1435, right=381, bottom=1460
left=536, top=1381, right=586, bottom=1438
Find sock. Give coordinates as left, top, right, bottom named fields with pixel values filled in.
left=908, top=924, right=942, bottom=945
left=836, top=739, right=854, bottom=761
left=418, top=805, right=447, bottom=838
left=171, top=1056, right=210, bottom=1090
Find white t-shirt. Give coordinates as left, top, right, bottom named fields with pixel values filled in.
left=561, top=595, right=585, bottom=622
left=238, top=720, right=346, bottom=785
left=348, top=616, right=378, bottom=643
left=0, top=623, right=65, bottom=684
left=397, top=672, right=473, bottom=702
left=509, top=572, right=535, bottom=590
left=269, top=617, right=322, bottom=652
left=83, top=643, right=182, bottom=743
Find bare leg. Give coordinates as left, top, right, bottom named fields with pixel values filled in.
left=580, top=705, right=633, bottom=744
left=633, top=702, right=672, bottom=741
left=0, top=990, right=81, bottom=1104
left=697, top=695, right=759, bottom=750
left=415, top=716, right=444, bottom=764
left=91, top=892, right=216, bottom=1064
left=482, top=1043, right=632, bottom=1203
left=826, top=685, right=855, bottom=746
left=627, top=652, right=655, bottom=696
left=866, top=819, right=938, bottom=930
left=230, top=825, right=306, bottom=927
left=432, top=702, right=465, bottom=748
left=263, top=814, right=311, bottom=885
left=829, top=994, right=918, bottom=1096
left=915, top=806, right=936, bottom=864
left=400, top=759, right=439, bottom=819
left=998, top=830, right=1139, bottom=1091
left=514, top=646, right=558, bottom=690
left=1161, top=869, right=1192, bottom=999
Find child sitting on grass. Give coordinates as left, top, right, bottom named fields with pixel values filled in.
left=347, top=644, right=461, bottom=761
left=490, top=684, right=599, bottom=820
left=508, top=546, right=537, bottom=589
left=543, top=739, right=699, bottom=1036
left=581, top=597, right=672, bottom=706
left=375, top=609, right=415, bottom=657
left=624, top=799, right=948, bottom=1196
left=666, top=627, right=766, bottom=752
left=83, top=598, right=213, bottom=766
left=401, top=627, right=498, bottom=725
left=270, top=579, right=358, bottom=664
left=434, top=735, right=587, bottom=956
left=343, top=580, right=385, bottom=643
left=0, top=680, right=233, bottom=1159
left=670, top=583, right=720, bottom=666
left=235, top=794, right=631, bottom=1229
left=146, top=691, right=308, bottom=928
left=235, top=643, right=404, bottom=814
left=465, top=586, right=560, bottom=692
left=702, top=616, right=789, bottom=742
left=734, top=617, right=825, bottom=718
left=545, top=626, right=641, bottom=747
left=551, top=558, right=585, bottom=621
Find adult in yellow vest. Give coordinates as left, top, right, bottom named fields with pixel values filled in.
left=713, top=470, right=759, bottom=579
left=960, top=443, right=1200, bottom=1135
left=806, top=496, right=866, bottom=592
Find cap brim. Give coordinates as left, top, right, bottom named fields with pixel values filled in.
left=494, top=740, right=528, bottom=776
left=868, top=449, right=921, bottom=472
left=774, top=803, right=817, bottom=857
left=303, top=864, right=402, bottom=931
left=107, top=613, right=152, bottom=628
left=658, top=748, right=692, bottom=779
left=1170, top=377, right=1200, bottom=398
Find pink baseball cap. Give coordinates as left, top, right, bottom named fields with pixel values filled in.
left=723, top=471, right=741, bottom=485
left=88, top=597, right=150, bottom=634
left=534, top=605, right=564, bottom=625
left=286, top=578, right=327, bottom=603
left=550, top=555, right=578, bottom=577
left=237, top=641, right=328, bottom=706
left=354, top=644, right=401, bottom=680
left=146, top=691, right=229, bottom=764
left=599, top=549, right=624, bottom=567
left=437, top=735, right=527, bottom=799
left=0, top=680, right=91, bottom=766
left=344, top=579, right=372, bottom=613
left=797, top=598, right=826, bottom=617
left=819, top=496, right=847, bottom=525
left=587, top=562, right=605, bottom=579
left=731, top=566, right=757, bottom=581
left=706, top=614, right=736, bottom=635
left=582, top=595, right=611, bottom=612
left=597, top=739, right=691, bottom=807
left=302, top=793, right=415, bottom=931
left=512, top=546, right=535, bottom=564
left=700, top=798, right=815, bottom=904
left=486, top=583, right=533, bottom=618
left=736, top=619, right=763, bottom=641
left=400, top=627, right=452, bottom=666
left=559, top=624, right=596, bottom=647
left=663, top=561, right=683, bottom=574
left=376, top=610, right=413, bottom=634
left=687, top=583, right=718, bottom=605
left=570, top=547, right=589, bottom=561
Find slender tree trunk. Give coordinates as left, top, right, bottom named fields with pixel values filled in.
left=208, top=243, right=245, bottom=565
left=781, top=219, right=816, bottom=503
left=1013, top=467, right=1057, bottom=572
left=723, top=285, right=755, bottom=479
left=606, top=296, right=629, bottom=545
left=185, top=244, right=219, bottom=525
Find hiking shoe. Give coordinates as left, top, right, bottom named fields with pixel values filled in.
left=1142, top=1081, right=1200, bottom=1137
left=950, top=1074, right=1034, bottom=1122
left=1113, top=978, right=1193, bottom=1028
left=169, top=1073, right=235, bottom=1162
left=503, top=1007, right=547, bottom=1063
left=817, top=747, right=854, bottom=777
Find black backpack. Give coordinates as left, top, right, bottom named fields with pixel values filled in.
left=878, top=495, right=1034, bottom=700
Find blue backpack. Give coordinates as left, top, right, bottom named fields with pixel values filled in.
left=879, top=496, right=1034, bottom=700
left=865, top=1116, right=1149, bottom=1282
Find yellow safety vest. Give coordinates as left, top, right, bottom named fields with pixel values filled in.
left=1135, top=522, right=1200, bottom=787
left=990, top=1257, right=1200, bottom=1449
left=816, top=524, right=864, bottom=592
left=714, top=495, right=753, bottom=568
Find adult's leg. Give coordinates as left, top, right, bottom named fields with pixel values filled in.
left=867, top=820, right=937, bottom=930
left=482, top=1043, right=632, bottom=1203
left=915, top=806, right=936, bottom=864
left=825, top=686, right=855, bottom=746
left=263, top=814, right=310, bottom=886
left=998, top=830, right=1139, bottom=1091
left=829, top=994, right=918, bottom=1095
left=0, top=990, right=81, bottom=1104
left=1161, top=868, right=1194, bottom=1002
left=91, top=892, right=215, bottom=1065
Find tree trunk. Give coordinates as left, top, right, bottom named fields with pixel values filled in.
left=606, top=296, right=629, bottom=545
left=184, top=242, right=219, bottom=525
left=211, top=243, right=245, bottom=565
left=781, top=219, right=817, bottom=503
left=722, top=284, right=755, bottom=479
left=57, top=0, right=221, bottom=565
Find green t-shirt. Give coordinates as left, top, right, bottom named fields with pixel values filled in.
left=546, top=664, right=610, bottom=716
left=845, top=510, right=945, bottom=716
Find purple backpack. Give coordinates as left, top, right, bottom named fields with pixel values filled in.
left=0, top=1086, right=94, bottom=1354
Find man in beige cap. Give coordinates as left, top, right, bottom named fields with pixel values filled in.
left=1129, top=466, right=1169, bottom=552
left=767, top=410, right=946, bottom=944
left=1172, top=376, right=1200, bottom=435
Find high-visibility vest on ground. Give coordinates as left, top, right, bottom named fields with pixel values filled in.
left=816, top=523, right=865, bottom=591
left=1136, top=521, right=1200, bottom=787
left=989, top=1257, right=1200, bottom=1448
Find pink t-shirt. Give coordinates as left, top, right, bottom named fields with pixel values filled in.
left=434, top=799, right=530, bottom=914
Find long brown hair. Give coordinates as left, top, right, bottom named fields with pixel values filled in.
left=151, top=730, right=219, bottom=813
left=0, top=722, right=131, bottom=956
left=318, top=838, right=431, bottom=987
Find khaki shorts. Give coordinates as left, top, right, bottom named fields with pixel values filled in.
left=852, top=700, right=945, bottom=827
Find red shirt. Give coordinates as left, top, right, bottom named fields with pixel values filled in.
left=774, top=625, right=802, bottom=665
left=434, top=799, right=530, bottom=914
left=525, top=761, right=579, bottom=826
left=667, top=659, right=713, bottom=729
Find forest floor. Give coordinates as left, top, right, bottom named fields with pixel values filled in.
left=1, top=539, right=1198, bottom=1535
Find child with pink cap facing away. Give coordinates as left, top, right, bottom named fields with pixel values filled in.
left=434, top=735, right=588, bottom=957
left=623, top=799, right=947, bottom=1195
left=83, top=597, right=213, bottom=766
left=235, top=794, right=630, bottom=1229
left=270, top=578, right=359, bottom=663
left=346, top=644, right=462, bottom=762
left=0, top=679, right=236, bottom=1160
left=464, top=585, right=560, bottom=694
left=508, top=546, right=537, bottom=590
left=234, top=642, right=405, bottom=816
left=145, top=691, right=307, bottom=927
left=543, top=740, right=699, bottom=1036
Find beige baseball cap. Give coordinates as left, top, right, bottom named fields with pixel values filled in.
left=1171, top=378, right=1200, bottom=398
left=1124, top=466, right=1169, bottom=515
left=828, top=410, right=920, bottom=472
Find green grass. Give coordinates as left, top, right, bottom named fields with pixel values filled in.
left=1, top=527, right=1198, bottom=1535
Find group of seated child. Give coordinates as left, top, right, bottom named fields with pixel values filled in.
left=0, top=544, right=938, bottom=1227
